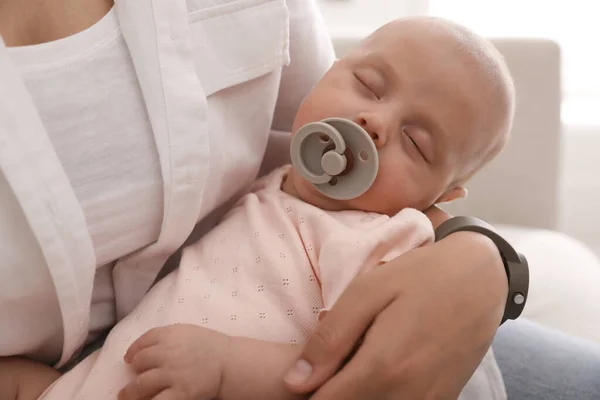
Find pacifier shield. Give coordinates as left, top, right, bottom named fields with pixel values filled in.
left=290, top=118, right=379, bottom=200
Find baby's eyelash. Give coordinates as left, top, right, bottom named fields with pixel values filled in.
left=404, top=129, right=429, bottom=163
left=408, top=134, right=418, bottom=148
left=354, top=73, right=380, bottom=100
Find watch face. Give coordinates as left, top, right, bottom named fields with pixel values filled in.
left=513, top=293, right=525, bottom=305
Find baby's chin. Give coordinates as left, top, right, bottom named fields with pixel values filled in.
left=285, top=167, right=401, bottom=215
left=285, top=163, right=432, bottom=215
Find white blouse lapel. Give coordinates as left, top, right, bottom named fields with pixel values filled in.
left=0, top=39, right=96, bottom=367
left=113, top=0, right=210, bottom=319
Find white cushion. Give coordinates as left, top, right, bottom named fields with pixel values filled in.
left=497, top=225, right=600, bottom=343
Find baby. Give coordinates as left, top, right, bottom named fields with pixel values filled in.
left=0, top=16, right=514, bottom=400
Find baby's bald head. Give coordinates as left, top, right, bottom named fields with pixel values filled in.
left=364, top=17, right=515, bottom=183
left=288, top=16, right=516, bottom=214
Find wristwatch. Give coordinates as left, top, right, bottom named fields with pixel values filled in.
left=434, top=216, right=529, bottom=324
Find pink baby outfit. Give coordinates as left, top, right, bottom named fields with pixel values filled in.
left=40, top=166, right=433, bottom=399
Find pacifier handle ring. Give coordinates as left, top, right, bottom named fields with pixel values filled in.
left=290, top=122, right=347, bottom=184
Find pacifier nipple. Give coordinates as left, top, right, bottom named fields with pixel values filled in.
left=321, top=149, right=347, bottom=176
left=290, top=118, right=379, bottom=200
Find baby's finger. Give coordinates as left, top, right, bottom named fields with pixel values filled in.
left=125, top=328, right=163, bottom=363
left=153, top=388, right=184, bottom=400
left=130, top=346, right=163, bottom=373
left=118, top=369, right=170, bottom=400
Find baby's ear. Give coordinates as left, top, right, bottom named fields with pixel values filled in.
left=436, top=186, right=468, bottom=204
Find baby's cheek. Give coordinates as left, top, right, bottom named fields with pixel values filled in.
left=376, top=168, right=426, bottom=212
left=350, top=174, right=401, bottom=214
left=291, top=103, right=315, bottom=134
left=415, top=181, right=447, bottom=211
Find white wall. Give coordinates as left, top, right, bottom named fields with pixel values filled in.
left=561, top=126, right=600, bottom=255
left=318, top=0, right=426, bottom=31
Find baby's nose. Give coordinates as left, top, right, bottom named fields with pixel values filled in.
left=354, top=113, right=388, bottom=149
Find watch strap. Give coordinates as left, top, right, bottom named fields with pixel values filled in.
left=434, top=216, right=530, bottom=324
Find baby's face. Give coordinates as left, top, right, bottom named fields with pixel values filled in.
left=289, top=18, right=510, bottom=215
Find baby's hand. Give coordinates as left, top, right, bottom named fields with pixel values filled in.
left=118, top=324, right=229, bottom=400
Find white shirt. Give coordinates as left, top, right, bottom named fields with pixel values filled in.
left=0, top=0, right=334, bottom=366
left=9, top=9, right=163, bottom=267
left=7, top=8, right=163, bottom=355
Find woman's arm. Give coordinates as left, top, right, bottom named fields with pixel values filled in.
left=283, top=208, right=509, bottom=399
left=223, top=207, right=509, bottom=400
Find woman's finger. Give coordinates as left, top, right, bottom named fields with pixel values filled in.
left=284, top=267, right=397, bottom=393
left=309, top=343, right=379, bottom=400
left=124, top=328, right=163, bottom=364
left=118, top=369, right=170, bottom=400
left=310, top=300, right=416, bottom=400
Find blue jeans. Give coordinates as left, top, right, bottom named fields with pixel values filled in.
left=493, top=319, right=600, bottom=399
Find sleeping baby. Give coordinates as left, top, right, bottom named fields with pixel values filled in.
left=0, top=15, right=514, bottom=400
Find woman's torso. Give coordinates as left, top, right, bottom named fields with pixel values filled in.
left=0, top=0, right=291, bottom=364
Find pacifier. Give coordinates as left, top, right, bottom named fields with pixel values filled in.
left=290, top=118, right=379, bottom=200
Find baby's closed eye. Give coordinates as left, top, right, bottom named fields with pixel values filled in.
left=354, top=68, right=385, bottom=100
left=403, top=125, right=434, bottom=164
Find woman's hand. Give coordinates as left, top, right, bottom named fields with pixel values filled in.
left=284, top=229, right=508, bottom=399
